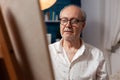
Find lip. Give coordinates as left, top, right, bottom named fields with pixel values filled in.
left=64, top=31, right=73, bottom=33
left=64, top=28, right=73, bottom=32
left=64, top=31, right=72, bottom=32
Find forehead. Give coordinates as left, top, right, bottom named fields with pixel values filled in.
left=60, top=6, right=82, bottom=18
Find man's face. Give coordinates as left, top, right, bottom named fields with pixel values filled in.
left=60, top=6, right=85, bottom=41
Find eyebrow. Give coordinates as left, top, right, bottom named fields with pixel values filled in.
left=60, top=17, right=80, bottom=20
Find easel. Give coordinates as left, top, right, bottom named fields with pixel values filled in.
left=0, top=6, right=18, bottom=80
left=0, top=0, right=54, bottom=80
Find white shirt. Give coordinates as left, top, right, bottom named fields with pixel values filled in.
left=49, top=40, right=109, bottom=80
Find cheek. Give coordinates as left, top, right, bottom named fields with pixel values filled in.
left=60, top=26, right=64, bottom=35
left=75, top=26, right=83, bottom=34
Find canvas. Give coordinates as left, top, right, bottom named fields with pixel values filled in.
left=0, top=0, right=54, bottom=80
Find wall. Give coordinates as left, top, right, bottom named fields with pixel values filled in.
left=81, top=0, right=103, bottom=49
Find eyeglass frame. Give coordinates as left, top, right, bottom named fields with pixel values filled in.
left=59, top=17, right=85, bottom=26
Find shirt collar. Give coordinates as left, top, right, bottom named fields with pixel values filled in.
left=72, top=41, right=85, bottom=61
left=56, top=39, right=86, bottom=55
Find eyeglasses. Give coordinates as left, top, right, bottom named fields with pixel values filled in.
left=60, top=18, right=84, bottom=26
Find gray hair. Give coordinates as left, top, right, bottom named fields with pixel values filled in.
left=59, top=4, right=87, bottom=22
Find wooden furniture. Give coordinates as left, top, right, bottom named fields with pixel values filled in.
left=0, top=6, right=18, bottom=80
left=0, top=0, right=54, bottom=80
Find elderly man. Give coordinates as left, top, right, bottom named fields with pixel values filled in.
left=49, top=5, right=109, bottom=80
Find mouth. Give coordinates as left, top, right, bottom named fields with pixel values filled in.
left=64, top=28, right=73, bottom=33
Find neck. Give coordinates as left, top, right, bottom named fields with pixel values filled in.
left=61, top=38, right=82, bottom=62
left=62, top=39, right=82, bottom=49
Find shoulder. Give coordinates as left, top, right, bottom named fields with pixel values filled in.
left=48, top=41, right=62, bottom=52
left=85, top=43, right=103, bottom=53
left=49, top=41, right=60, bottom=48
left=84, top=43, right=105, bottom=60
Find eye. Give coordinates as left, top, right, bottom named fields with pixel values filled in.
left=61, top=19, right=68, bottom=22
left=60, top=18, right=68, bottom=24
left=71, top=19, right=80, bottom=24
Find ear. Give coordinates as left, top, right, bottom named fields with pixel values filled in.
left=81, top=22, right=86, bottom=29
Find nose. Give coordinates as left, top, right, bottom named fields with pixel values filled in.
left=66, top=21, right=72, bottom=27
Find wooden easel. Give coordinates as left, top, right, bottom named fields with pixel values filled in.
left=0, top=0, right=54, bottom=80
left=0, top=6, right=18, bottom=80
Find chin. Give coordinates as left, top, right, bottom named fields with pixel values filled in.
left=63, top=36, right=74, bottom=41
